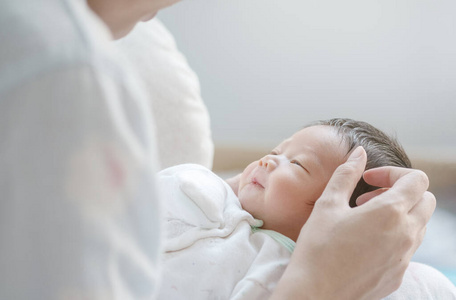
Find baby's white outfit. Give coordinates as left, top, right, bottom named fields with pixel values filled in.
left=157, top=164, right=293, bottom=299
left=157, top=164, right=456, bottom=300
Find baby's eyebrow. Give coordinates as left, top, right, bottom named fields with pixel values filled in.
left=270, top=148, right=281, bottom=154
left=271, top=143, right=286, bottom=154
left=274, top=138, right=291, bottom=152
left=298, top=147, right=322, bottom=169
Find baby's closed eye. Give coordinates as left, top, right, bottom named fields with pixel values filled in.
left=290, top=160, right=310, bottom=174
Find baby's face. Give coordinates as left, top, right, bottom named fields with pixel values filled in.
left=238, top=125, right=348, bottom=241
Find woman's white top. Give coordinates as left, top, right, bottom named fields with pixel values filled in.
left=0, top=0, right=162, bottom=299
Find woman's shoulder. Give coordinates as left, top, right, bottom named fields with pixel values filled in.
left=0, top=0, right=118, bottom=93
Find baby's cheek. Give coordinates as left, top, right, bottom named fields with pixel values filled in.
left=238, top=195, right=256, bottom=217
left=238, top=190, right=252, bottom=210
left=313, top=177, right=333, bottom=199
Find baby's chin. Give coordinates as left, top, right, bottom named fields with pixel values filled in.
left=237, top=195, right=248, bottom=211
left=238, top=194, right=257, bottom=217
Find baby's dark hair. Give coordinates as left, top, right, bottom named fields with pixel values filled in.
left=307, top=118, right=412, bottom=207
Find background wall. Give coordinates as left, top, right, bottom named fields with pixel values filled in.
left=159, top=0, right=456, bottom=159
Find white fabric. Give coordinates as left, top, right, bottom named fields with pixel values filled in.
left=156, top=164, right=292, bottom=299
left=385, top=262, right=456, bottom=299
left=0, top=0, right=161, bottom=299
left=116, top=20, right=214, bottom=170
left=157, top=164, right=456, bottom=300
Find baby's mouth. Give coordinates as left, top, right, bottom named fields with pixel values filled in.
left=251, top=177, right=264, bottom=189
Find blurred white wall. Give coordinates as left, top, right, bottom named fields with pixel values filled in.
left=158, top=0, right=456, bottom=158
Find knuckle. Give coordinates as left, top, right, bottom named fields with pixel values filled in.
left=384, top=201, right=403, bottom=220
left=336, top=163, right=358, bottom=177
left=402, top=234, right=414, bottom=251
left=424, top=191, right=436, bottom=206
left=413, top=170, right=429, bottom=189
left=315, top=194, right=337, bottom=209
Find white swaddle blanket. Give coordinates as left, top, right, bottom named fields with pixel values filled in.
left=157, top=164, right=292, bottom=299
left=156, top=164, right=456, bottom=299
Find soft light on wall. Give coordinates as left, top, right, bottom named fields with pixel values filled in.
left=159, top=0, right=456, bottom=158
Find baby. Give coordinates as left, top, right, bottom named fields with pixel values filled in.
left=232, top=118, right=411, bottom=241
left=156, top=118, right=455, bottom=299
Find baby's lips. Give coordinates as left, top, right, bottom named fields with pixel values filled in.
left=251, top=170, right=267, bottom=188
left=252, top=177, right=264, bottom=188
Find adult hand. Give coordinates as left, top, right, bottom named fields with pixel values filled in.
left=271, top=146, right=436, bottom=300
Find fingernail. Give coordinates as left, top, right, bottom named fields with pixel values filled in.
left=348, top=146, right=364, bottom=161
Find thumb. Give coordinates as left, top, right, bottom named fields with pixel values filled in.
left=319, top=146, right=367, bottom=207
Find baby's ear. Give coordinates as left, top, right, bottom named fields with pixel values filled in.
left=225, top=173, right=242, bottom=196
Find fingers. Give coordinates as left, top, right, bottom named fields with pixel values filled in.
left=408, top=191, right=436, bottom=230
left=355, top=188, right=388, bottom=206
left=403, top=224, right=429, bottom=268
left=319, top=146, right=367, bottom=207
left=363, top=167, right=430, bottom=210
left=410, top=226, right=427, bottom=257
left=363, top=167, right=429, bottom=192
left=394, top=191, right=435, bottom=278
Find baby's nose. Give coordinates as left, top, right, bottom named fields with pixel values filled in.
left=259, top=155, right=278, bottom=171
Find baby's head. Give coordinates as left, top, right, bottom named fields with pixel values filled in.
left=238, top=118, right=411, bottom=241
